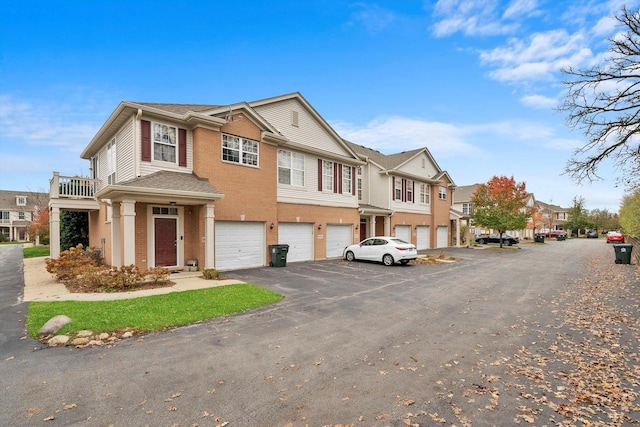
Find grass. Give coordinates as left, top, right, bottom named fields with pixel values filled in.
left=23, top=245, right=50, bottom=258
left=26, top=284, right=284, bottom=338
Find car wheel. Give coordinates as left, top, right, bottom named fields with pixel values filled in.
left=345, top=251, right=355, bottom=262
left=382, top=254, right=394, bottom=266
left=478, top=239, right=485, bottom=244
left=506, top=240, right=513, bottom=246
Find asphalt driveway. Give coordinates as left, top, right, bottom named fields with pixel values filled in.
left=1, top=240, right=638, bottom=426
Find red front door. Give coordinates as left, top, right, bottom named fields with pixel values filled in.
left=155, top=217, right=177, bottom=267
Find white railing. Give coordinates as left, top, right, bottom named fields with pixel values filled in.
left=50, top=172, right=100, bottom=199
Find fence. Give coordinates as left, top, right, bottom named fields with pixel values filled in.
left=627, top=236, right=640, bottom=265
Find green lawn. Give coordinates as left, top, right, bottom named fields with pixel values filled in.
left=23, top=245, right=50, bottom=258
left=27, top=284, right=283, bottom=338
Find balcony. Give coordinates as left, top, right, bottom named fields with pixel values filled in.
left=50, top=172, right=101, bottom=199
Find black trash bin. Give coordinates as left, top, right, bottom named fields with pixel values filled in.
left=613, top=244, right=633, bottom=264
left=557, top=234, right=566, bottom=241
left=269, top=244, right=289, bottom=267
left=535, top=234, right=545, bottom=243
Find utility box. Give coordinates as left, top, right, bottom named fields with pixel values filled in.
left=185, top=258, right=198, bottom=272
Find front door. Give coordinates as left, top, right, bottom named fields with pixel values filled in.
left=155, top=217, right=177, bottom=267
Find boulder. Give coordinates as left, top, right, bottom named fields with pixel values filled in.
left=47, top=335, right=70, bottom=346
left=39, top=315, right=71, bottom=337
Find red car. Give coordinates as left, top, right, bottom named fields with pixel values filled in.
left=606, top=231, right=625, bottom=243
left=546, top=230, right=567, bottom=238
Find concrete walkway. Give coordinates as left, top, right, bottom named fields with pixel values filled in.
left=23, top=256, right=244, bottom=302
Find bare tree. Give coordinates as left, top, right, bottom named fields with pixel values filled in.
left=560, top=7, right=640, bottom=190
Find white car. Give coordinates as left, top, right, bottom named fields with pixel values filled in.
left=343, top=236, right=417, bottom=266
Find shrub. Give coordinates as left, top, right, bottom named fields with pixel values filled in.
left=46, top=244, right=101, bottom=281
left=146, top=266, right=171, bottom=284
left=203, top=268, right=222, bottom=280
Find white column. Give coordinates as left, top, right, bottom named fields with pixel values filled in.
left=122, top=200, right=136, bottom=266
left=455, top=218, right=461, bottom=247
left=384, top=216, right=391, bottom=236
left=50, top=206, right=60, bottom=258
left=205, top=203, right=215, bottom=269
left=369, top=216, right=376, bottom=238
left=111, top=202, right=122, bottom=267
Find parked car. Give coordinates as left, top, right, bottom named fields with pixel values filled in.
left=546, top=230, right=567, bottom=238
left=586, top=230, right=599, bottom=238
left=343, top=237, right=417, bottom=266
left=606, top=231, right=625, bottom=243
left=475, top=233, right=519, bottom=246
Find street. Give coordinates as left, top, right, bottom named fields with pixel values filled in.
left=1, top=240, right=638, bottom=426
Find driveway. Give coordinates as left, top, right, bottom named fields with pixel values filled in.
left=1, top=240, right=638, bottom=426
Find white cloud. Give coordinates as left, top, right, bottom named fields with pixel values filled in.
left=347, top=3, right=396, bottom=34
left=432, top=0, right=520, bottom=37
left=520, top=94, right=558, bottom=109
left=503, top=0, right=539, bottom=20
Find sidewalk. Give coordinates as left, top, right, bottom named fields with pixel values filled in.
left=23, top=257, right=244, bottom=302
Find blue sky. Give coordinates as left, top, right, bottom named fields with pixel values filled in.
left=1, top=0, right=635, bottom=212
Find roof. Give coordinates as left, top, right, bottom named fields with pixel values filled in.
left=117, top=170, right=222, bottom=194
left=133, top=102, right=221, bottom=115
left=0, top=190, right=49, bottom=211
left=536, top=200, right=567, bottom=211
left=344, top=141, right=423, bottom=170
left=453, top=184, right=480, bottom=203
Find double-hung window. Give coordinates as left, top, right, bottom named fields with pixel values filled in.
left=342, top=165, right=352, bottom=195
left=16, top=196, right=26, bottom=206
left=394, top=177, right=402, bottom=200
left=406, top=179, right=414, bottom=202
left=357, top=167, right=363, bottom=201
left=419, top=184, right=430, bottom=204
left=462, top=203, right=472, bottom=215
left=438, top=186, right=447, bottom=200
left=322, top=160, right=334, bottom=191
left=222, top=134, right=259, bottom=166
left=18, top=211, right=25, bottom=220
left=0, top=211, right=9, bottom=223
left=153, top=123, right=177, bottom=163
left=278, top=150, right=305, bottom=186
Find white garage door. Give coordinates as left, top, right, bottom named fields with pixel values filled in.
left=395, top=225, right=411, bottom=243
left=215, top=221, right=265, bottom=270
left=436, top=226, right=449, bottom=248
left=416, top=225, right=430, bottom=250
left=326, top=224, right=353, bottom=258
left=278, top=223, right=314, bottom=263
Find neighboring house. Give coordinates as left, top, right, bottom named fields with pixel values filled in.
left=535, top=201, right=568, bottom=232
left=453, top=184, right=537, bottom=240
left=345, top=142, right=458, bottom=249
left=0, top=190, right=48, bottom=241
left=49, top=92, right=456, bottom=272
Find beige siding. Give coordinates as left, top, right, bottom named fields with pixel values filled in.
left=115, top=117, right=135, bottom=182
left=401, top=154, right=439, bottom=179
left=138, top=115, right=193, bottom=177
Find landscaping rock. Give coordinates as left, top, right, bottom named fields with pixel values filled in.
left=121, top=331, right=133, bottom=338
left=76, top=330, right=93, bottom=338
left=47, top=335, right=70, bottom=346
left=98, top=332, right=110, bottom=340
left=71, top=337, right=90, bottom=346
left=39, top=315, right=71, bottom=337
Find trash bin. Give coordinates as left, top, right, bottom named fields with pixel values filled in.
left=613, top=244, right=633, bottom=264
left=557, top=234, right=566, bottom=241
left=535, top=234, right=545, bottom=243
left=269, top=244, right=289, bottom=267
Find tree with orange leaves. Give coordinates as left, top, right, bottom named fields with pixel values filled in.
left=471, top=176, right=530, bottom=247
left=26, top=207, right=49, bottom=245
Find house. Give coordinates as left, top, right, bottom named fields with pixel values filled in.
left=49, top=93, right=457, bottom=271
left=535, top=201, right=568, bottom=233
left=452, top=184, right=537, bottom=240
left=0, top=190, right=48, bottom=241
left=345, top=142, right=459, bottom=249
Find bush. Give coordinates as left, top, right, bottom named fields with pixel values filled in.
left=203, top=268, right=223, bottom=280
left=146, top=266, right=171, bottom=284
left=46, top=244, right=101, bottom=281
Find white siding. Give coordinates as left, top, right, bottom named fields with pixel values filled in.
left=115, top=117, right=135, bottom=182
left=401, top=154, right=439, bottom=179
left=138, top=115, right=193, bottom=178
left=254, top=99, right=351, bottom=157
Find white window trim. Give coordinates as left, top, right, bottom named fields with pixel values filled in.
left=438, top=186, right=447, bottom=200
left=322, top=160, right=334, bottom=192
left=406, top=179, right=414, bottom=202
left=107, top=138, right=116, bottom=184
left=222, top=134, right=259, bottom=167
left=394, top=177, right=402, bottom=200
left=278, top=150, right=305, bottom=186
left=342, top=165, right=352, bottom=195
left=152, top=122, right=178, bottom=164
left=419, top=183, right=430, bottom=204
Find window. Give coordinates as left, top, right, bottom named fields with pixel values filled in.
left=152, top=207, right=178, bottom=215
left=462, top=203, right=472, bottom=215
left=406, top=179, right=414, bottom=202
left=278, top=150, right=305, bottom=186
left=18, top=211, right=25, bottom=220
left=394, top=177, right=402, bottom=200
left=16, top=196, right=26, bottom=206
left=153, top=122, right=177, bottom=163
left=222, top=134, right=259, bottom=166
left=419, top=184, right=430, bottom=204
left=342, top=165, right=352, bottom=195
left=0, top=211, right=9, bottom=223
left=107, top=138, right=116, bottom=184
left=357, top=167, right=362, bottom=201
left=438, top=186, right=447, bottom=200
left=322, top=160, right=334, bottom=191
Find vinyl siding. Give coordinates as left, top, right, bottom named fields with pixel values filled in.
left=138, top=115, right=193, bottom=177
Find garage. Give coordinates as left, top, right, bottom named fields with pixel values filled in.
left=395, top=225, right=411, bottom=243
left=436, top=226, right=449, bottom=248
left=278, top=223, right=314, bottom=263
left=215, top=221, right=265, bottom=270
left=416, top=225, right=430, bottom=250
left=326, top=224, right=353, bottom=258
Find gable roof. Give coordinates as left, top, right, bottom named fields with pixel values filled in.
left=453, top=184, right=480, bottom=203
left=134, top=103, right=221, bottom=115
